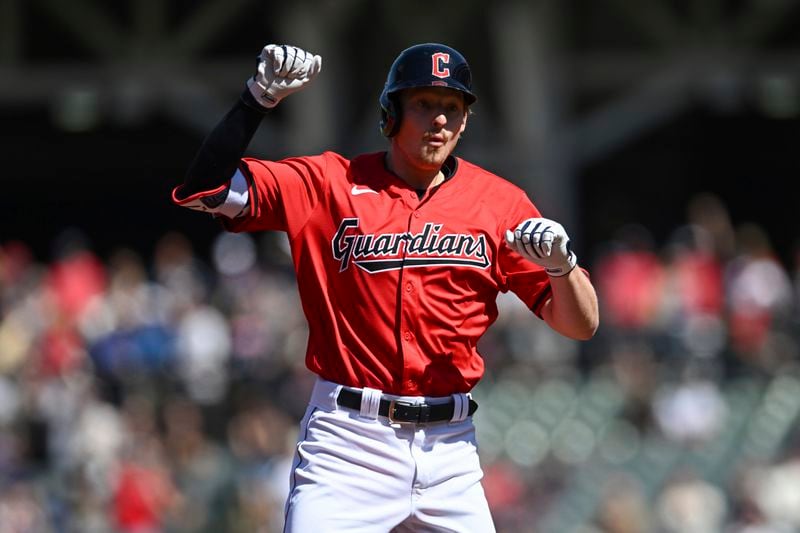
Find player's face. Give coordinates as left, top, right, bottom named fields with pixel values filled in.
left=393, top=87, right=468, bottom=171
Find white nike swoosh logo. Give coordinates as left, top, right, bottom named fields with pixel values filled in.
left=351, top=185, right=379, bottom=196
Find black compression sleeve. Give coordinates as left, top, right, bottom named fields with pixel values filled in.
left=178, top=88, right=270, bottom=199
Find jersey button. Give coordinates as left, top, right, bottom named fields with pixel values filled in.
left=405, top=282, right=413, bottom=293
left=414, top=212, right=421, bottom=218
left=404, top=331, right=412, bottom=341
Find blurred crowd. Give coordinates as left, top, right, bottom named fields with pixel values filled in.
left=1, top=192, right=799, bottom=533
left=478, top=192, right=800, bottom=533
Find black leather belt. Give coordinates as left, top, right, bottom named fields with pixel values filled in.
left=336, top=388, right=478, bottom=424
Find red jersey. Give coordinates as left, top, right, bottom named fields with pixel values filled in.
left=222, top=151, right=551, bottom=396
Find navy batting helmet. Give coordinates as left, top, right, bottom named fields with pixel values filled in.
left=379, top=43, right=477, bottom=137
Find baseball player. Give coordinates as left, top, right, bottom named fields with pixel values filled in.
left=173, top=42, right=598, bottom=532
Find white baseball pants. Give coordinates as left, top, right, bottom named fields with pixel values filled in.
left=283, top=378, right=496, bottom=532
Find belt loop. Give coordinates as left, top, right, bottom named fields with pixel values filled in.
left=450, top=393, right=469, bottom=423
left=359, top=387, right=382, bottom=419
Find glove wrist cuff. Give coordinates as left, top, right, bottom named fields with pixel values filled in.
left=240, top=85, right=273, bottom=115
left=246, top=77, right=279, bottom=109
left=545, top=251, right=578, bottom=277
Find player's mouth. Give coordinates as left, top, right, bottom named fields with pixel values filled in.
left=425, top=134, right=446, bottom=147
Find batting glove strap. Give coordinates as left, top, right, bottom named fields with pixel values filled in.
left=240, top=87, right=273, bottom=114
left=248, top=44, right=322, bottom=109
left=545, top=249, right=578, bottom=277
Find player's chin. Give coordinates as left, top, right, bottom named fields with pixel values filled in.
left=419, top=146, right=449, bottom=166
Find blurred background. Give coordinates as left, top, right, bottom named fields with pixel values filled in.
left=2, top=0, right=800, bottom=531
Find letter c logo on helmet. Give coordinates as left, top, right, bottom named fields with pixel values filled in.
left=431, top=53, right=450, bottom=78
left=379, top=43, right=477, bottom=137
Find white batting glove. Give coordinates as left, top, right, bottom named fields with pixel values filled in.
left=505, top=218, right=578, bottom=276
left=247, top=44, right=322, bottom=108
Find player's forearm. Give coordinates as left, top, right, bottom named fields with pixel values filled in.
left=176, top=89, right=268, bottom=199
left=541, top=269, right=599, bottom=340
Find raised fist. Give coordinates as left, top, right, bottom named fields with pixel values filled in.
left=247, top=44, right=322, bottom=108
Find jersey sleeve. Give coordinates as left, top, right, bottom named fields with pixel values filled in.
left=495, top=193, right=553, bottom=318
left=220, top=152, right=330, bottom=237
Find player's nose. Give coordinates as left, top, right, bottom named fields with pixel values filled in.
left=432, top=112, right=447, bottom=128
